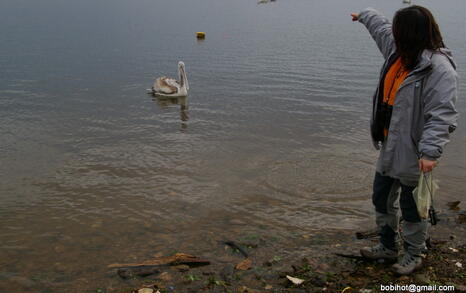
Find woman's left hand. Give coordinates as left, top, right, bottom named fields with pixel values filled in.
left=419, top=158, right=438, bottom=173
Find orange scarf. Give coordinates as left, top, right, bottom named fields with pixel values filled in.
left=382, top=57, right=410, bottom=136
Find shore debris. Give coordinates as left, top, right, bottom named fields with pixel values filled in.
left=110, top=231, right=465, bottom=292
left=286, top=275, right=305, bottom=285
left=108, top=253, right=210, bottom=269
left=109, top=253, right=210, bottom=279
left=220, top=240, right=249, bottom=257
left=448, top=247, right=459, bottom=253
left=447, top=201, right=461, bottom=210
left=341, top=287, right=352, bottom=293
left=117, top=267, right=161, bottom=279
left=196, top=32, right=205, bottom=39
left=235, top=258, right=252, bottom=270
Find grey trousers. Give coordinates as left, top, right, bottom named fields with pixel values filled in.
left=373, top=172, right=428, bottom=256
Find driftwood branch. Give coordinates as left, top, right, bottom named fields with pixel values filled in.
left=108, top=253, right=210, bottom=269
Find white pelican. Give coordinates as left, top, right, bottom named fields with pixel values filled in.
left=147, top=61, right=189, bottom=97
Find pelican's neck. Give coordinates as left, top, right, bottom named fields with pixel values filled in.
left=178, top=64, right=188, bottom=91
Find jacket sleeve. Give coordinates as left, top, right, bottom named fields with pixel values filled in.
left=358, top=8, right=396, bottom=60
left=418, top=64, right=459, bottom=160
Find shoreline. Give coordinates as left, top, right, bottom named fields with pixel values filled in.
left=116, top=206, right=465, bottom=293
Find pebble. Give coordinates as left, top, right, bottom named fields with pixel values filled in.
left=157, top=272, right=172, bottom=281
left=220, top=264, right=235, bottom=282
left=414, top=273, right=430, bottom=284
left=138, top=289, right=154, bottom=293
left=187, top=284, right=204, bottom=293
left=54, top=245, right=66, bottom=253
left=457, top=212, right=466, bottom=224
left=398, top=276, right=409, bottom=281
left=8, top=276, right=36, bottom=288
left=91, top=221, right=103, bottom=228
left=310, top=275, right=326, bottom=287
left=316, top=263, right=330, bottom=272
left=377, top=259, right=386, bottom=264
left=230, top=219, right=247, bottom=225
left=238, top=286, right=260, bottom=293
left=54, top=262, right=67, bottom=272
left=174, top=265, right=190, bottom=272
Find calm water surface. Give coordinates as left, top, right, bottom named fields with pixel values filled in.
left=1, top=0, right=465, bottom=291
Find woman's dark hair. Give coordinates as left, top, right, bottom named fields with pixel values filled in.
left=392, top=5, right=445, bottom=70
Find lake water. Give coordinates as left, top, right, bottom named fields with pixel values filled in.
left=1, top=0, right=465, bottom=291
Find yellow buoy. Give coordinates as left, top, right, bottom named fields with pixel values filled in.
left=196, top=32, right=206, bottom=39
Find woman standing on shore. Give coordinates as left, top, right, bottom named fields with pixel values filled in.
left=351, top=6, right=458, bottom=275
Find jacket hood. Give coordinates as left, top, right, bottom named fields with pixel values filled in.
left=438, top=47, right=457, bottom=69
left=418, top=48, right=457, bottom=71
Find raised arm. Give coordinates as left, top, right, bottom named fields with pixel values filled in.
left=352, top=8, right=396, bottom=59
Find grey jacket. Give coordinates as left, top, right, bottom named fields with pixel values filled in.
left=359, top=8, right=459, bottom=183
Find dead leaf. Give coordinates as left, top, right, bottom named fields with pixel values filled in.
left=286, top=275, right=305, bottom=285
left=235, top=258, right=252, bottom=270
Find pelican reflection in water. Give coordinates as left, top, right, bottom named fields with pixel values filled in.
left=153, top=96, right=189, bottom=129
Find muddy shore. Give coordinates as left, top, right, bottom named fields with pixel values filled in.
left=107, top=204, right=465, bottom=293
